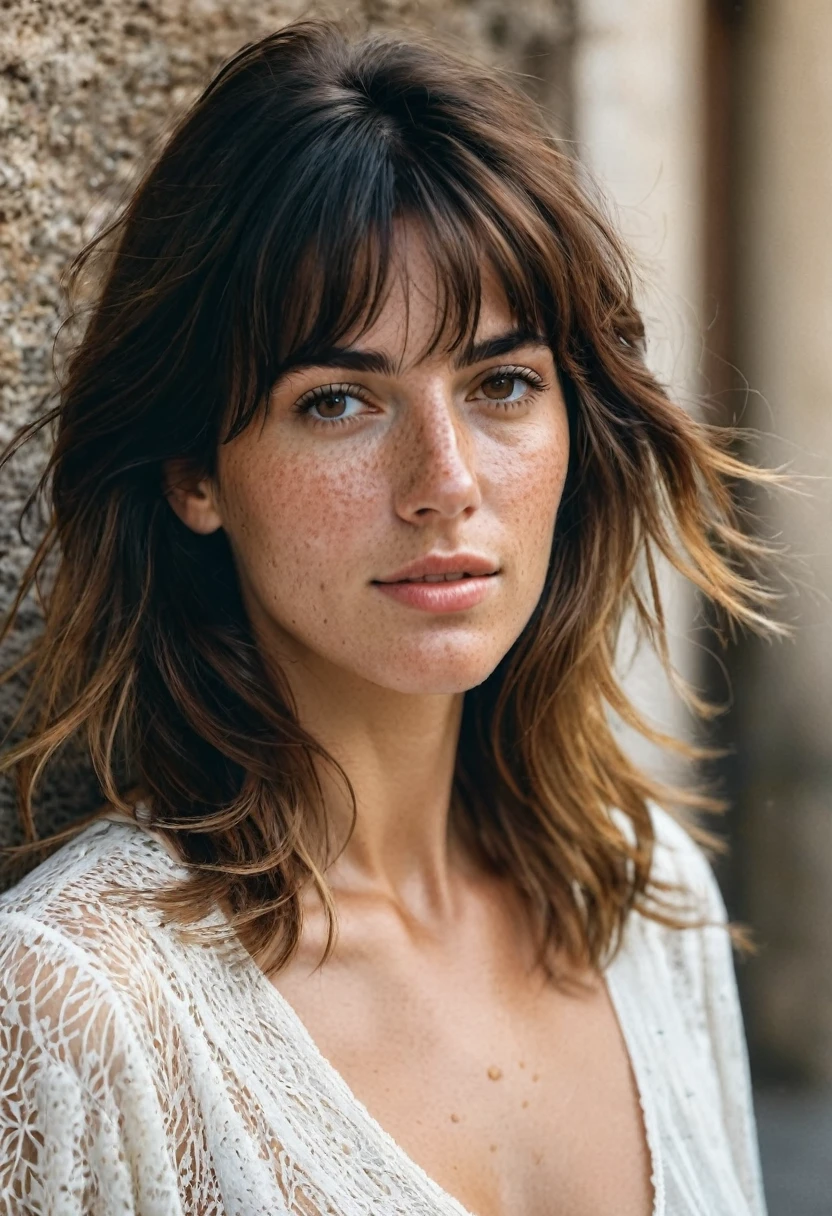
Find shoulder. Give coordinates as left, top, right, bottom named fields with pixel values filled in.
left=0, top=821, right=189, bottom=1208
left=608, top=806, right=743, bottom=1090
left=608, top=803, right=734, bottom=1020
left=0, top=821, right=150, bottom=1076
left=0, top=817, right=190, bottom=1046
left=611, top=804, right=737, bottom=1033
left=609, top=808, right=767, bottom=1213
left=0, top=816, right=206, bottom=1100
left=0, top=813, right=181, bottom=927
left=612, top=800, right=727, bottom=925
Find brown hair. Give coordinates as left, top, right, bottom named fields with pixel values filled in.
left=0, top=17, right=781, bottom=978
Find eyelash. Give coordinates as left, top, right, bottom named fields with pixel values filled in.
left=293, top=365, right=549, bottom=428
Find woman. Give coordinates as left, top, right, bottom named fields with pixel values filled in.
left=0, top=17, right=775, bottom=1216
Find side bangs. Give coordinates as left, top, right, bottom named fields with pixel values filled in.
left=220, top=132, right=564, bottom=443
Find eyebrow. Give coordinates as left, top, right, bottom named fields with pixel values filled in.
left=281, top=327, right=550, bottom=378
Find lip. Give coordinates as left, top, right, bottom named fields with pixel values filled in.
left=373, top=574, right=498, bottom=614
left=373, top=552, right=500, bottom=583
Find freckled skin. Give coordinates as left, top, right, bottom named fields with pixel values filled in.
left=172, top=222, right=569, bottom=701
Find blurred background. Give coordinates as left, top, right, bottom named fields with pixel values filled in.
left=1, top=1, right=830, bottom=1211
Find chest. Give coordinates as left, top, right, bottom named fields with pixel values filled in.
left=269, top=921, right=654, bottom=1216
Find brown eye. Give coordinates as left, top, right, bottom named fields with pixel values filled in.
left=481, top=372, right=525, bottom=401
left=297, top=386, right=366, bottom=423
left=316, top=392, right=349, bottom=418
left=481, top=374, right=519, bottom=401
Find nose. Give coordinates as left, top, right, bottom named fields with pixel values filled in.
left=393, top=388, right=482, bottom=524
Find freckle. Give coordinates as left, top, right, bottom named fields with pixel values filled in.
left=518, top=1060, right=525, bottom=1068
left=487, top=1066, right=503, bottom=1081
left=489, top=1143, right=498, bottom=1153
left=532, top=1074, right=540, bottom=1082
left=521, top=1100, right=529, bottom=1108
left=450, top=1112, right=461, bottom=1123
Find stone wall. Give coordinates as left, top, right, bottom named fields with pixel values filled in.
left=0, top=0, right=574, bottom=846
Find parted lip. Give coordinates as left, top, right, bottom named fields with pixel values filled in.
left=373, top=552, right=501, bottom=583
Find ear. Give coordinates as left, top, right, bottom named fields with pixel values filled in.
left=163, top=458, right=224, bottom=535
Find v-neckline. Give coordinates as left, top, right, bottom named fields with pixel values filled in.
left=109, top=814, right=664, bottom=1216
left=247, top=933, right=663, bottom=1216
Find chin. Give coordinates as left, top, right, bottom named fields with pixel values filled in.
left=361, top=639, right=510, bottom=696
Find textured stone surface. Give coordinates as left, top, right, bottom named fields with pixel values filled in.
left=0, top=0, right=573, bottom=844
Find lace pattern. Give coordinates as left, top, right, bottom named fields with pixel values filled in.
left=0, top=807, right=767, bottom=1215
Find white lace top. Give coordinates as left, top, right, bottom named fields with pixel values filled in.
left=0, top=804, right=767, bottom=1216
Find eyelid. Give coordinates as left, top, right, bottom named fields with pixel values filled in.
left=472, top=364, right=548, bottom=391
left=293, top=381, right=371, bottom=412
left=481, top=362, right=545, bottom=378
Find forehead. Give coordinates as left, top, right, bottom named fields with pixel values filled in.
left=337, top=218, right=518, bottom=369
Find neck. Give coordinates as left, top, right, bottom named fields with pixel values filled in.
left=279, top=651, right=475, bottom=916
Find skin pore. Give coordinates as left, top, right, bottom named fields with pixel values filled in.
left=164, top=219, right=653, bottom=1216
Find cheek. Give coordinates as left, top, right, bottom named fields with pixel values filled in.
left=220, top=444, right=383, bottom=580
left=491, top=417, right=570, bottom=555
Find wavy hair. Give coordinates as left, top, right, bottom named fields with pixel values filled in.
left=0, top=17, right=781, bottom=978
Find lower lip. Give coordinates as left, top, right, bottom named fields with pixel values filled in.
left=372, top=574, right=498, bottom=613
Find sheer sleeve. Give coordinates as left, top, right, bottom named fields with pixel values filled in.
left=0, top=910, right=184, bottom=1215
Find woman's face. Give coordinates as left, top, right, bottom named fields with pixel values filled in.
left=170, top=221, right=570, bottom=697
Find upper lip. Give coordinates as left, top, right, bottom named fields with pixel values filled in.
left=374, top=553, right=501, bottom=583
